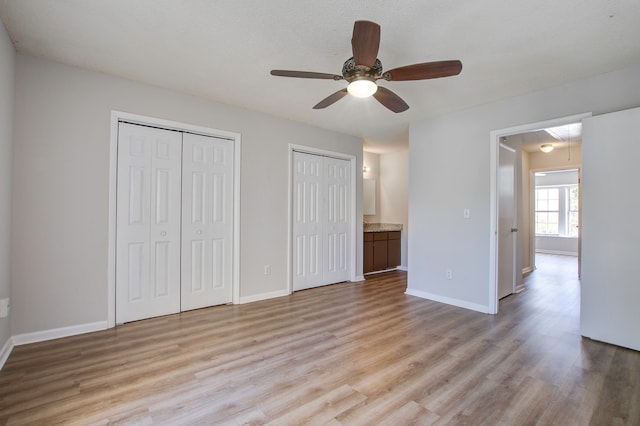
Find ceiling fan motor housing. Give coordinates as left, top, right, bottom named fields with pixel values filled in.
left=342, top=57, right=383, bottom=82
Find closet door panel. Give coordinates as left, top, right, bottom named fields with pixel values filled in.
left=324, top=157, right=350, bottom=284
left=292, top=152, right=324, bottom=290
left=181, top=133, right=234, bottom=310
left=116, top=123, right=182, bottom=323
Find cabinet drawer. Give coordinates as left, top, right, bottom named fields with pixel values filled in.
left=388, top=231, right=401, bottom=240
left=373, top=232, right=388, bottom=241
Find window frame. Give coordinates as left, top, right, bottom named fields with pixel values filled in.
left=535, top=184, right=579, bottom=238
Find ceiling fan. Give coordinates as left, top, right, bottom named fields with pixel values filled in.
left=270, top=20, right=462, bottom=113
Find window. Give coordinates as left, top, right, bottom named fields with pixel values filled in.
left=535, top=187, right=559, bottom=235
left=535, top=185, right=579, bottom=237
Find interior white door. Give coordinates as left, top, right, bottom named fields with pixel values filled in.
left=498, top=143, right=517, bottom=299
left=181, top=133, right=234, bottom=310
left=323, top=156, right=351, bottom=284
left=581, top=107, right=640, bottom=351
left=292, top=151, right=351, bottom=291
left=116, top=123, right=182, bottom=323
left=293, top=151, right=324, bottom=290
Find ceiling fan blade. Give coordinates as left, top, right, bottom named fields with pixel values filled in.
left=373, top=86, right=409, bottom=113
left=384, top=60, right=462, bottom=81
left=271, top=70, right=343, bottom=80
left=351, top=20, right=380, bottom=68
left=313, top=89, right=348, bottom=109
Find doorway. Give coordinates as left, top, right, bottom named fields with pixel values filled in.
left=489, top=113, right=590, bottom=314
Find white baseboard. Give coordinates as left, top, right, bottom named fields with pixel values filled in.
left=516, top=284, right=526, bottom=293
left=396, top=265, right=408, bottom=272
left=0, top=336, right=14, bottom=370
left=405, top=288, right=489, bottom=314
left=522, top=266, right=533, bottom=274
left=238, top=289, right=290, bottom=304
left=364, top=267, right=402, bottom=276
left=12, top=321, right=108, bottom=346
left=352, top=275, right=366, bottom=282
left=535, top=249, right=578, bottom=256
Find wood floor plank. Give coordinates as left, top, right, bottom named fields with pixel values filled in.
left=1, top=255, right=639, bottom=424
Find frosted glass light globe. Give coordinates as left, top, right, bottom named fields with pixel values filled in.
left=347, top=79, right=378, bottom=98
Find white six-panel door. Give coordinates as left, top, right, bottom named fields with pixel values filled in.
left=293, top=151, right=350, bottom=291
left=324, top=156, right=350, bottom=285
left=116, top=123, right=182, bottom=323
left=181, top=132, right=233, bottom=310
left=116, top=123, right=233, bottom=323
left=293, top=152, right=324, bottom=290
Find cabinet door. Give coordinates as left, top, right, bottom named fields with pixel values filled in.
left=363, top=233, right=374, bottom=273
left=372, top=232, right=388, bottom=271
left=387, top=231, right=401, bottom=268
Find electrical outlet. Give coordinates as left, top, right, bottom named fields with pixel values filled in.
left=446, top=269, right=453, bottom=280
left=264, top=265, right=271, bottom=275
left=463, top=209, right=471, bottom=219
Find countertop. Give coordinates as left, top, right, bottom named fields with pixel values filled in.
left=363, top=223, right=403, bottom=232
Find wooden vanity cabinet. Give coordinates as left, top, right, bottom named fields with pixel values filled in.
left=363, top=231, right=401, bottom=274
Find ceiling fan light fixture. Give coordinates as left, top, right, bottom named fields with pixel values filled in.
left=540, top=144, right=554, bottom=153
left=347, top=79, right=378, bottom=98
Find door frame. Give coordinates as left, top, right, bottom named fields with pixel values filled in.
left=107, top=111, right=241, bottom=328
left=488, top=112, right=590, bottom=314
left=287, top=144, right=358, bottom=294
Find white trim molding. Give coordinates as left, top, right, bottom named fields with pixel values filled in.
left=12, top=321, right=108, bottom=346
left=405, top=288, right=490, bottom=314
left=238, top=289, right=290, bottom=305
left=535, top=249, right=578, bottom=256
left=0, top=337, right=14, bottom=370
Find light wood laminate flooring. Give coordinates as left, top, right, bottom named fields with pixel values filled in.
left=1, top=254, right=639, bottom=424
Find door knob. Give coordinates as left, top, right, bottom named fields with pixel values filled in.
left=511, top=227, right=518, bottom=232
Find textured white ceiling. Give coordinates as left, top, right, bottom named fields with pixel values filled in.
left=1, top=0, right=639, bottom=152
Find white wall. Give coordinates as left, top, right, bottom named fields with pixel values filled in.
left=379, top=151, right=409, bottom=269
left=521, top=150, right=531, bottom=272
left=0, top=20, right=15, bottom=358
left=11, top=54, right=363, bottom=336
left=409, top=63, right=640, bottom=313
left=581, top=107, right=640, bottom=351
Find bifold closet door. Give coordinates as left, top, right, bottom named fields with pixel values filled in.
left=116, top=123, right=182, bottom=323
left=323, top=156, right=350, bottom=285
left=293, top=152, right=324, bottom=290
left=293, top=151, right=350, bottom=291
left=181, top=133, right=234, bottom=310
